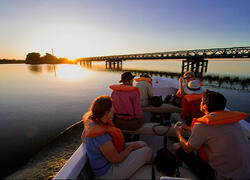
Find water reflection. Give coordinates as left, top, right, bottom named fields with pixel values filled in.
left=80, top=62, right=250, bottom=91
left=28, top=65, right=43, bottom=74
left=1, top=64, right=96, bottom=177
left=27, top=62, right=250, bottom=91
left=27, top=64, right=90, bottom=80
left=56, top=64, right=90, bottom=80
left=1, top=64, right=249, bottom=178
left=45, top=65, right=58, bottom=77
left=28, top=65, right=58, bottom=76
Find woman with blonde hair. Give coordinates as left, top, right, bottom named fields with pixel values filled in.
left=81, top=95, right=152, bottom=179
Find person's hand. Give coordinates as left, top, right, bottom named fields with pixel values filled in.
left=174, top=123, right=182, bottom=135
left=179, top=77, right=183, bottom=84
left=181, top=123, right=190, bottom=131
left=129, top=142, right=143, bottom=151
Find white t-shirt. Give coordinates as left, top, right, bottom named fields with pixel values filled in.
left=135, top=81, right=153, bottom=107
left=189, top=122, right=250, bottom=179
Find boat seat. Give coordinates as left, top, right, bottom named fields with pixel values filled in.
left=121, top=122, right=176, bottom=137
left=120, top=103, right=182, bottom=137
left=76, top=163, right=197, bottom=180
left=121, top=123, right=191, bottom=148
left=128, top=164, right=198, bottom=180
left=142, top=104, right=182, bottom=113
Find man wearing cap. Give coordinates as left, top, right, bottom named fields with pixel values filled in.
left=110, top=71, right=143, bottom=131
left=171, top=80, right=206, bottom=125
left=176, top=71, right=203, bottom=99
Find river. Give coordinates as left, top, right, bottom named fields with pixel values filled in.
left=0, top=59, right=250, bottom=178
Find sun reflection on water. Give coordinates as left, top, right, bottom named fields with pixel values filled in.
left=56, top=64, right=90, bottom=80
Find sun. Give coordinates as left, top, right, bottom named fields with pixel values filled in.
left=56, top=64, right=90, bottom=80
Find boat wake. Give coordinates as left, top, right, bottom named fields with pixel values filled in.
left=5, top=121, right=83, bottom=180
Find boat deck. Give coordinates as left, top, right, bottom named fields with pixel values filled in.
left=54, top=77, right=250, bottom=180
left=130, top=134, right=197, bottom=180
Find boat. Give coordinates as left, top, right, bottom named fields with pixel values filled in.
left=54, top=77, right=250, bottom=180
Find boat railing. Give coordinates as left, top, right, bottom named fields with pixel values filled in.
left=54, top=143, right=87, bottom=179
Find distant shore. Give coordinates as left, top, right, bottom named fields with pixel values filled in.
left=0, top=60, right=77, bottom=64
left=0, top=60, right=25, bottom=64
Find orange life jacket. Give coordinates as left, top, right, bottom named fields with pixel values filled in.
left=191, top=110, right=248, bottom=162
left=83, top=113, right=124, bottom=153
left=181, top=94, right=204, bottom=124
left=183, top=93, right=203, bottom=103
left=109, top=84, right=140, bottom=96
left=134, top=77, right=153, bottom=87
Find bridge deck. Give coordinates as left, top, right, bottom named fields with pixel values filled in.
left=77, top=46, right=250, bottom=62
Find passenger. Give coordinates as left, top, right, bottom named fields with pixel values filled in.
left=172, top=90, right=250, bottom=180
left=110, top=71, right=143, bottom=131
left=176, top=71, right=203, bottom=99
left=134, top=73, right=153, bottom=107
left=82, top=95, right=153, bottom=179
left=170, top=80, right=205, bottom=125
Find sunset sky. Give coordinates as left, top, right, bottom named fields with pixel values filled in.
left=0, top=0, right=250, bottom=60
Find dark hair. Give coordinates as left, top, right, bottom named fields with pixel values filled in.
left=119, top=71, right=135, bottom=83
left=90, top=95, right=113, bottom=120
left=202, top=90, right=227, bottom=112
left=140, top=73, right=151, bottom=78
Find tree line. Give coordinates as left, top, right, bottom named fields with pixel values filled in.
left=0, top=59, right=25, bottom=64
left=25, top=52, right=76, bottom=64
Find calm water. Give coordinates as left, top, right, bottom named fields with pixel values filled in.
left=1, top=60, right=250, bottom=177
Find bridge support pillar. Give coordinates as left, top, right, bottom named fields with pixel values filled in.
left=80, top=60, right=92, bottom=67
left=182, top=58, right=208, bottom=75
left=105, top=60, right=123, bottom=71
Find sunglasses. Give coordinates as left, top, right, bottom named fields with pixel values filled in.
left=184, top=77, right=192, bottom=80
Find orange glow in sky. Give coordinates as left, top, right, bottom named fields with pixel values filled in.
left=0, top=0, right=249, bottom=60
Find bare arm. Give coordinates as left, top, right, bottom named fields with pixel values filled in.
left=174, top=124, right=195, bottom=153
left=178, top=77, right=184, bottom=95
left=100, top=141, right=143, bottom=164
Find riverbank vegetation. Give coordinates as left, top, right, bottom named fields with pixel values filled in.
left=25, top=52, right=76, bottom=64
left=0, top=59, right=25, bottom=64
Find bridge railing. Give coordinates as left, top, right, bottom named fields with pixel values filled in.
left=76, top=46, right=250, bottom=62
